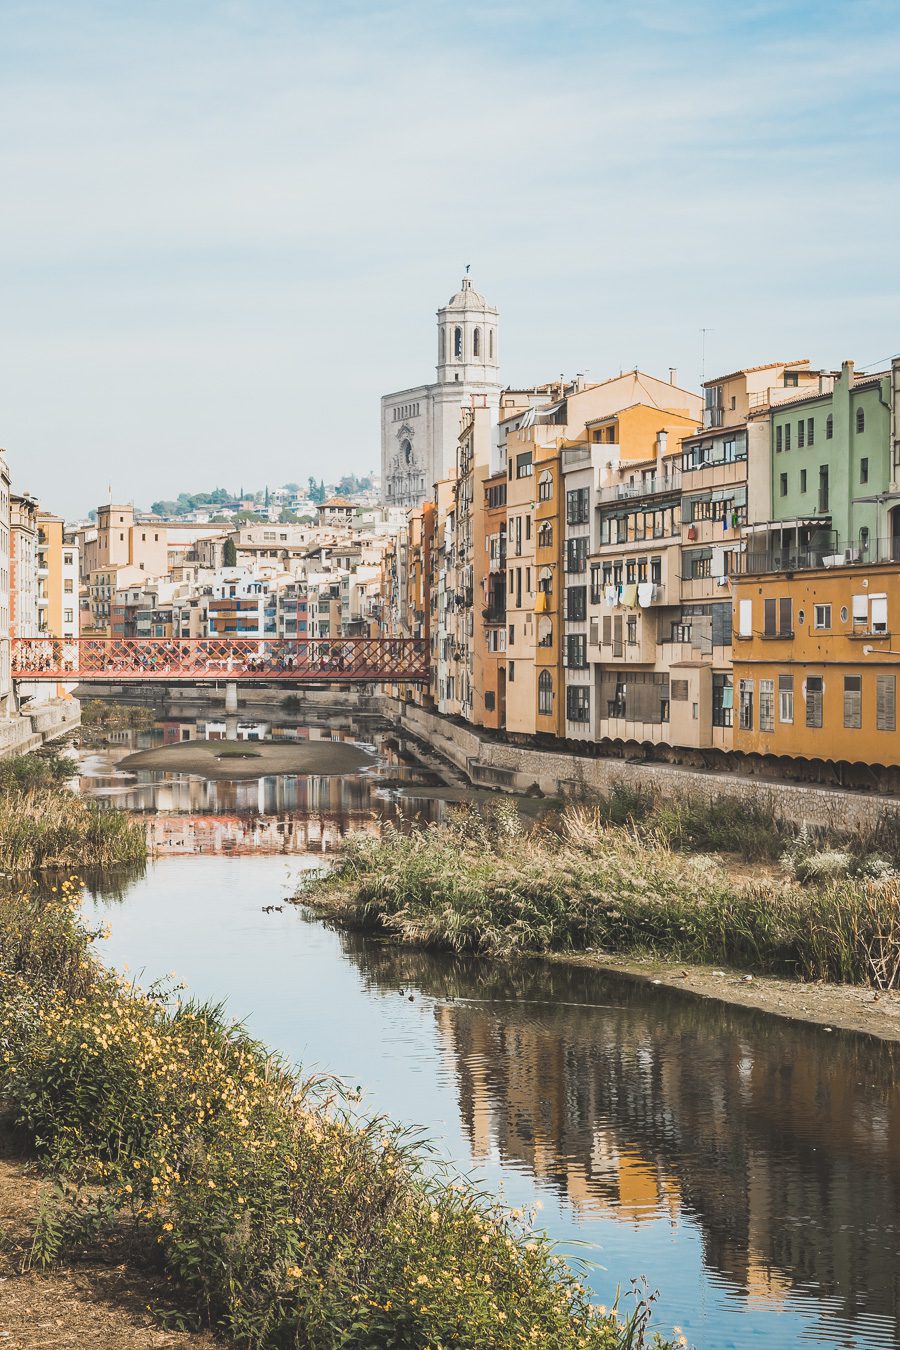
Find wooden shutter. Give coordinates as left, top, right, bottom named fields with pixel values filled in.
left=779, top=597, right=792, bottom=636
left=877, top=675, right=896, bottom=731
left=613, top=615, right=623, bottom=657
left=764, top=598, right=776, bottom=636
left=805, top=677, right=823, bottom=728
left=671, top=679, right=689, bottom=701
left=843, top=676, right=862, bottom=729
left=602, top=615, right=611, bottom=646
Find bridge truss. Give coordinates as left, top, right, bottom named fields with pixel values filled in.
left=11, top=636, right=431, bottom=684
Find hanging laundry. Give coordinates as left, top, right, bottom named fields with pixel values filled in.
left=721, top=685, right=734, bottom=710
left=605, top=585, right=618, bottom=608
left=622, top=583, right=638, bottom=608
left=711, top=547, right=726, bottom=578
left=637, top=582, right=654, bottom=607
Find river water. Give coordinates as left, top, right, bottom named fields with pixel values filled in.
left=75, top=713, right=900, bottom=1350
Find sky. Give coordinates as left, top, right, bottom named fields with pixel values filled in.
left=2, top=0, right=899, bottom=517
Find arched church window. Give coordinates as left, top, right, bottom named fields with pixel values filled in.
left=473, top=327, right=481, bottom=357
left=401, top=440, right=413, bottom=466
left=454, top=327, right=462, bottom=360
left=489, top=330, right=494, bottom=359
left=441, top=329, right=446, bottom=361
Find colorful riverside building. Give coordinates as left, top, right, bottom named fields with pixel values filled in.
left=732, top=358, right=900, bottom=776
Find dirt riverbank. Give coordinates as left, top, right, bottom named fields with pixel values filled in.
left=0, top=1130, right=216, bottom=1350
left=120, top=737, right=372, bottom=780
left=548, top=950, right=900, bottom=1042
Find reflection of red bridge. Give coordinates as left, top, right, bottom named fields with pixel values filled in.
left=11, top=636, right=430, bottom=684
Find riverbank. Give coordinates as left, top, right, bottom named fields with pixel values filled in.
left=301, top=796, right=900, bottom=1031
left=547, top=952, right=900, bottom=1042
left=0, top=1125, right=215, bottom=1350
left=0, top=877, right=684, bottom=1350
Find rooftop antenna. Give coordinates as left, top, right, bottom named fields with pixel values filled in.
left=699, top=328, right=714, bottom=384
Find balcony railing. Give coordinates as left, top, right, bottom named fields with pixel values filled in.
left=598, top=471, right=681, bottom=503
left=740, top=537, right=900, bottom=575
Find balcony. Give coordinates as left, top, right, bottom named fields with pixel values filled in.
left=598, top=471, right=681, bottom=503
left=741, top=537, right=894, bottom=576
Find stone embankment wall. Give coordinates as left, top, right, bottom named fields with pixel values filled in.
left=0, top=697, right=80, bottom=759
left=384, top=698, right=900, bottom=834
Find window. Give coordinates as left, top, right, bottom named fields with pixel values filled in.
left=566, top=537, right=588, bottom=573
left=800, top=469, right=807, bottom=493
left=738, top=598, right=752, bottom=638
left=759, top=679, right=775, bottom=732
left=473, top=327, right=481, bottom=357
left=778, top=673, right=794, bottom=723
left=784, top=424, right=791, bottom=452
left=739, top=680, right=754, bottom=730
left=860, top=457, right=869, bottom=485
left=807, top=418, right=815, bottom=445
left=538, top=670, right=553, bottom=715
left=806, top=675, right=824, bottom=728
left=590, top=565, right=603, bottom=603
left=538, top=521, right=553, bottom=548
left=779, top=473, right=788, bottom=497
left=484, top=689, right=495, bottom=711
left=712, top=673, right=733, bottom=727
left=566, top=686, right=590, bottom=723
left=852, top=594, right=868, bottom=626
left=763, top=597, right=792, bottom=637
left=856, top=407, right=865, bottom=433
left=538, top=470, right=553, bottom=501
left=784, top=371, right=799, bottom=387
left=516, top=452, right=533, bottom=479
left=814, top=604, right=831, bottom=630
left=877, top=675, right=896, bottom=732
left=776, top=426, right=783, bottom=453
left=826, top=414, right=833, bottom=440
left=601, top=614, right=612, bottom=646
left=844, top=674, right=862, bottom=729
left=818, top=465, right=829, bottom=512
left=797, top=420, right=805, bottom=449
left=567, top=488, right=589, bottom=524
left=651, top=556, right=662, bottom=584
left=64, top=579, right=73, bottom=593
left=870, top=594, right=888, bottom=633
left=489, top=330, right=494, bottom=359
left=566, top=586, right=586, bottom=621
left=508, top=661, right=514, bottom=681
left=63, top=609, right=73, bottom=624
left=565, top=634, right=587, bottom=668
left=454, top=326, right=462, bottom=359
left=525, top=515, right=532, bottom=541
left=626, top=615, right=638, bottom=645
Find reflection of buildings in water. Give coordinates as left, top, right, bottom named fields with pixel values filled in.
left=147, top=810, right=385, bottom=856
left=420, top=968, right=900, bottom=1338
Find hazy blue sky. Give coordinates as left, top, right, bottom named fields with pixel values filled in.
left=2, top=0, right=899, bottom=516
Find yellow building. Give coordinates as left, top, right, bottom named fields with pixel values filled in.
left=36, top=513, right=79, bottom=640
left=732, top=562, right=900, bottom=771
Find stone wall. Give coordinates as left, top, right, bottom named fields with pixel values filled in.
left=384, top=698, right=900, bottom=834
left=0, top=697, right=80, bottom=759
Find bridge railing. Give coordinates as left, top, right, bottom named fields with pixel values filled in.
left=11, top=636, right=431, bottom=684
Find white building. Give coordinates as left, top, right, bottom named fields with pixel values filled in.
left=381, top=273, right=503, bottom=509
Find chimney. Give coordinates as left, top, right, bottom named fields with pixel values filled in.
left=669, top=368, right=677, bottom=385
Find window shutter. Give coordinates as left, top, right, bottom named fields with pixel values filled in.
left=764, top=598, right=776, bottom=636
left=852, top=594, right=868, bottom=622
left=843, top=677, right=862, bottom=729
left=738, top=599, right=752, bottom=637
left=671, top=679, right=689, bottom=701
left=589, top=618, right=599, bottom=647
left=613, top=615, right=623, bottom=657
left=877, top=675, right=896, bottom=731
left=871, top=596, right=888, bottom=632
left=602, top=615, right=611, bottom=646
left=779, top=597, right=792, bottom=635
left=805, top=677, right=823, bottom=728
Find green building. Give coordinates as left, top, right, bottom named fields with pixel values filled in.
left=745, top=361, right=894, bottom=572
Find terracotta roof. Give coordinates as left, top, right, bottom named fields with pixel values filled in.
left=319, top=497, right=354, bottom=509
left=703, top=359, right=810, bottom=387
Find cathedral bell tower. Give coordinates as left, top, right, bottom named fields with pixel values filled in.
left=436, top=271, right=500, bottom=386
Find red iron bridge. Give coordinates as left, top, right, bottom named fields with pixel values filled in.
left=11, top=637, right=430, bottom=685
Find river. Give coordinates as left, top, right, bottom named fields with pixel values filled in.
left=74, top=709, right=900, bottom=1350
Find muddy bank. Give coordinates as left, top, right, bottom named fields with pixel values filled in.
left=548, top=951, right=900, bottom=1043
left=120, top=737, right=373, bottom=780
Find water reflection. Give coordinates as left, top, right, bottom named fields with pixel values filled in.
left=76, top=717, right=449, bottom=855
left=339, top=939, right=900, bottom=1346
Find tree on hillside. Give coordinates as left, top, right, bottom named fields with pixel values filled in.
left=223, top=537, right=237, bottom=567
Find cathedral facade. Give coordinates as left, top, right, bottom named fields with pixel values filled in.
left=381, top=275, right=503, bottom=509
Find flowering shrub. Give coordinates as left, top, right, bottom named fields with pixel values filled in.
left=0, top=878, right=682, bottom=1348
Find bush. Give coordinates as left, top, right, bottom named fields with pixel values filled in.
left=0, top=881, right=681, bottom=1349
left=304, top=803, right=900, bottom=989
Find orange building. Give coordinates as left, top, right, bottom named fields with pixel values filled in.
left=732, top=562, right=900, bottom=768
